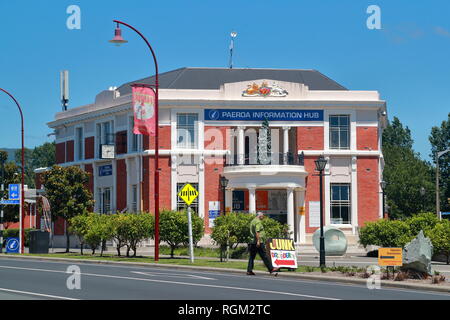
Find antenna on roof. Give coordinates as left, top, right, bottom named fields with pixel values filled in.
left=229, top=31, right=237, bottom=69
left=60, top=70, right=69, bottom=111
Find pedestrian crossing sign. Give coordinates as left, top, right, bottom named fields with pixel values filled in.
left=178, top=183, right=199, bottom=206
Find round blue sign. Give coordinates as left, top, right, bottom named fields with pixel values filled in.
left=6, top=238, right=20, bottom=253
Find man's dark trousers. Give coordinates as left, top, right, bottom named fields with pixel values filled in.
left=247, top=243, right=273, bottom=272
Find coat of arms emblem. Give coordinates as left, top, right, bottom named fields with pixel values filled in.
left=242, top=81, right=288, bottom=97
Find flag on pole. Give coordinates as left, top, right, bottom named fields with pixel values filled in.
left=132, top=84, right=156, bottom=136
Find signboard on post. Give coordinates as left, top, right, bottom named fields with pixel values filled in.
left=8, top=184, right=20, bottom=201
left=266, top=238, right=298, bottom=269
left=378, top=248, right=403, bottom=266
left=6, top=238, right=20, bottom=253
left=178, top=183, right=199, bottom=263
left=208, top=201, right=220, bottom=228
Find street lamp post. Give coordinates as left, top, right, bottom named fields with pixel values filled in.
left=436, top=149, right=450, bottom=219
left=380, top=181, right=386, bottom=218
left=220, top=176, right=229, bottom=215
left=0, top=88, right=25, bottom=254
left=109, top=20, right=161, bottom=261
left=314, top=155, right=327, bottom=268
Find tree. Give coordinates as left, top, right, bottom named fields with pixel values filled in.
left=429, top=112, right=450, bottom=213
left=382, top=117, right=435, bottom=218
left=0, top=150, right=21, bottom=224
left=41, top=165, right=94, bottom=252
left=14, top=142, right=55, bottom=189
left=159, top=210, right=204, bottom=258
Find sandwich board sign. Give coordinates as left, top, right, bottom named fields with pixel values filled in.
left=266, top=238, right=298, bottom=269
left=378, top=248, right=403, bottom=266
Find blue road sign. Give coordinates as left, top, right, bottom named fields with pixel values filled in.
left=8, top=184, right=20, bottom=200
left=0, top=200, right=20, bottom=205
left=6, top=238, right=20, bottom=253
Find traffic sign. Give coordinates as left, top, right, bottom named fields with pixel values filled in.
left=378, top=247, right=403, bottom=266
left=0, top=200, right=20, bottom=205
left=178, top=183, right=199, bottom=206
left=6, top=238, right=20, bottom=253
left=8, top=184, right=20, bottom=200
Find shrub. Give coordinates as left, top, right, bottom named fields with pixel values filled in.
left=359, top=219, right=412, bottom=248
left=121, top=213, right=154, bottom=257
left=405, top=212, right=439, bottom=238
left=159, top=210, right=203, bottom=258
left=211, top=213, right=290, bottom=260
left=428, top=220, right=450, bottom=264
left=2, top=228, right=38, bottom=247
left=69, top=214, right=90, bottom=255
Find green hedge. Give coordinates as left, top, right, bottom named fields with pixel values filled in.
left=359, top=213, right=450, bottom=263
left=1, top=228, right=38, bottom=247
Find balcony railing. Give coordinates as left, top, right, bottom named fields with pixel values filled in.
left=225, top=152, right=305, bottom=166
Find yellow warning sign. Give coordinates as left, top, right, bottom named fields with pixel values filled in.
left=178, top=183, right=199, bottom=206
left=378, top=248, right=403, bottom=267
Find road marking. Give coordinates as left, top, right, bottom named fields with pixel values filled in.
left=0, top=264, right=338, bottom=300
left=0, top=287, right=78, bottom=300
left=131, top=271, right=216, bottom=280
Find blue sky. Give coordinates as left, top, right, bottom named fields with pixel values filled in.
left=0, top=0, right=449, bottom=161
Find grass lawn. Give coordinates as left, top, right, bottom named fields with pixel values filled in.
left=18, top=252, right=329, bottom=273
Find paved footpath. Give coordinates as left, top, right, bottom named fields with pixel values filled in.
left=0, top=257, right=448, bottom=300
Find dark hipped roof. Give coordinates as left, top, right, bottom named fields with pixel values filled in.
left=117, top=67, right=347, bottom=95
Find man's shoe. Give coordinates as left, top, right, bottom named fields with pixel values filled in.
left=246, top=271, right=256, bottom=275
left=270, top=268, right=280, bottom=275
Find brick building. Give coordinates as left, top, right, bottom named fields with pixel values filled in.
left=36, top=67, right=387, bottom=245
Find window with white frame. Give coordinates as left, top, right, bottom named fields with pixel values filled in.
left=177, top=113, right=198, bottom=149
left=75, top=127, right=84, bottom=160
left=330, top=183, right=351, bottom=224
left=131, top=184, right=138, bottom=212
left=98, top=187, right=112, bottom=214
left=129, top=116, right=139, bottom=153
left=96, top=121, right=115, bottom=157
left=329, top=115, right=350, bottom=150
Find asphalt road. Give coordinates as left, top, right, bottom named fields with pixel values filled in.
left=0, top=257, right=448, bottom=300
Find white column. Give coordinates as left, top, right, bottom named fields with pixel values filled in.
left=237, top=126, right=245, bottom=165
left=283, top=126, right=290, bottom=162
left=295, top=189, right=306, bottom=244
left=287, top=187, right=294, bottom=236
left=198, top=155, right=205, bottom=218
left=248, top=187, right=256, bottom=214
left=351, top=156, right=358, bottom=234
left=171, top=155, right=177, bottom=211
left=112, top=160, right=117, bottom=213
left=225, top=188, right=233, bottom=213
left=324, top=156, right=331, bottom=226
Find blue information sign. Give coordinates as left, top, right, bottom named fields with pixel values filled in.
left=99, top=165, right=113, bottom=177
left=205, top=109, right=323, bottom=122
left=6, top=238, right=20, bottom=253
left=0, top=200, right=20, bottom=205
left=8, top=184, right=20, bottom=200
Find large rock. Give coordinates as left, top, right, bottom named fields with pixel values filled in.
left=312, top=226, right=348, bottom=256
left=402, top=230, right=433, bottom=275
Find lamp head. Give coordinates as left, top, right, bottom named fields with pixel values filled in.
left=220, top=176, right=229, bottom=188
left=380, top=180, right=387, bottom=190
left=230, top=31, right=237, bottom=38
left=314, top=155, right=327, bottom=172
left=109, top=24, right=128, bottom=46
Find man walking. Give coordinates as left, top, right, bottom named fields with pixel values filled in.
left=247, top=212, right=279, bottom=275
